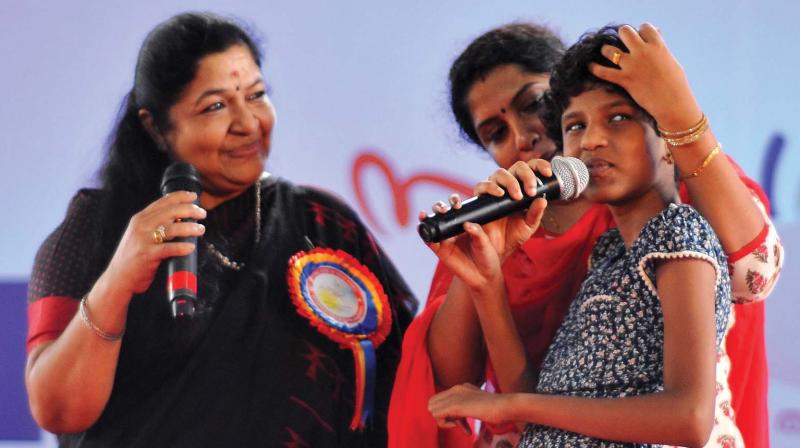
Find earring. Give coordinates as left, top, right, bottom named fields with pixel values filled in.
left=662, top=149, right=674, bottom=165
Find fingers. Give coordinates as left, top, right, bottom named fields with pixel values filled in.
left=143, top=192, right=206, bottom=225
left=493, top=167, right=523, bottom=199
left=589, top=62, right=622, bottom=85
left=152, top=202, right=207, bottom=224
left=527, top=158, right=552, bottom=178
left=449, top=193, right=462, bottom=210
left=155, top=241, right=197, bottom=258
left=617, top=24, right=644, bottom=50
left=143, top=191, right=198, bottom=213
left=476, top=160, right=553, bottom=200
left=600, top=44, right=626, bottom=67
left=474, top=179, right=506, bottom=198
left=428, top=383, right=478, bottom=433
left=463, top=222, right=490, bottom=248
left=161, top=221, right=206, bottom=242
left=451, top=417, right=472, bottom=435
left=524, top=198, right=547, bottom=228
left=638, top=22, right=663, bottom=45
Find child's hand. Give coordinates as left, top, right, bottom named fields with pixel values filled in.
left=588, top=23, right=703, bottom=132
left=428, top=383, right=512, bottom=432
left=420, top=177, right=546, bottom=295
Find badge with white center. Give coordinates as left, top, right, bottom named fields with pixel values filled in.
left=287, top=247, right=392, bottom=430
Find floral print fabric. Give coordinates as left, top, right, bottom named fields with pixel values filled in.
left=519, top=204, right=731, bottom=447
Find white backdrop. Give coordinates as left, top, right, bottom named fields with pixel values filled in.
left=1, top=1, right=798, bottom=446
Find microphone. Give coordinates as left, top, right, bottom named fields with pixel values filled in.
left=418, top=156, right=589, bottom=243
left=160, top=162, right=202, bottom=318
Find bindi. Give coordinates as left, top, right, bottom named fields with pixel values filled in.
left=230, top=69, right=241, bottom=91
left=500, top=108, right=507, bottom=114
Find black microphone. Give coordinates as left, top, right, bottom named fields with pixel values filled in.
left=418, top=156, right=589, bottom=243
left=160, top=162, right=202, bottom=318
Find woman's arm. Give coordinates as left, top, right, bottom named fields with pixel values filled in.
left=26, top=273, right=132, bottom=433
left=25, top=191, right=204, bottom=433
left=430, top=257, right=719, bottom=447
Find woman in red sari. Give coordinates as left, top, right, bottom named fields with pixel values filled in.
left=389, top=23, right=781, bottom=448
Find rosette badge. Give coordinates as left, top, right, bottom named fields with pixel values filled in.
left=287, top=248, right=392, bottom=430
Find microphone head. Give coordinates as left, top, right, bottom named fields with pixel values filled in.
left=551, top=156, right=590, bottom=200
left=161, top=162, right=202, bottom=195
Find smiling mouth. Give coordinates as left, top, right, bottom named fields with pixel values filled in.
left=225, top=141, right=262, bottom=158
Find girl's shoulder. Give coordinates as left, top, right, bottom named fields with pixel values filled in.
left=637, top=203, right=725, bottom=262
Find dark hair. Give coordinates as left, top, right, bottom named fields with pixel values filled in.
left=542, top=25, right=657, bottom=148
left=449, top=23, right=566, bottom=147
left=95, top=12, right=262, bottom=255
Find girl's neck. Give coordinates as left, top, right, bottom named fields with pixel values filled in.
left=543, top=196, right=594, bottom=235
left=609, top=185, right=678, bottom=248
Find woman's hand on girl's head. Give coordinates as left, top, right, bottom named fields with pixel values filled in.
left=428, top=383, right=511, bottom=431
left=588, top=23, right=702, bottom=130
left=102, top=191, right=207, bottom=298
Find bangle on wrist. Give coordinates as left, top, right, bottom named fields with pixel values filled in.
left=659, top=113, right=709, bottom=147
left=79, top=295, right=125, bottom=342
left=681, top=142, right=722, bottom=180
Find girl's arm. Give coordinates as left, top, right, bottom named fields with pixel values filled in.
left=430, top=257, right=719, bottom=447
left=427, top=276, right=487, bottom=388
left=426, top=176, right=549, bottom=392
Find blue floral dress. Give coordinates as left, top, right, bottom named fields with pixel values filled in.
left=518, top=204, right=731, bottom=447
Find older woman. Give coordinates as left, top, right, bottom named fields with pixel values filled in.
left=25, top=12, right=416, bottom=447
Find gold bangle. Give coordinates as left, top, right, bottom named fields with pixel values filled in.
left=658, top=113, right=707, bottom=137
left=682, top=142, right=722, bottom=180
left=663, top=120, right=709, bottom=147
left=79, top=295, right=125, bottom=342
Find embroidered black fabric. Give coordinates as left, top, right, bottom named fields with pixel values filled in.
left=30, top=177, right=417, bottom=447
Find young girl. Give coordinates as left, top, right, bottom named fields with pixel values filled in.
left=427, top=25, right=733, bottom=447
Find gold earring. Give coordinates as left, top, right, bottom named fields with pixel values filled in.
left=662, top=150, right=674, bottom=165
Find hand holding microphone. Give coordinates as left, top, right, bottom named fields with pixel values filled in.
left=418, top=156, right=589, bottom=243
left=160, top=162, right=203, bottom=318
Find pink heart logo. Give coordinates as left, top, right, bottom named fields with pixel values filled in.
left=351, top=150, right=473, bottom=233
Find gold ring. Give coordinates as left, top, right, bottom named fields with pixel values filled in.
left=152, top=225, right=167, bottom=244
left=611, top=50, right=622, bottom=66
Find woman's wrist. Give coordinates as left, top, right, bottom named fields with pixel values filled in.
left=653, top=101, right=703, bottom=134
left=89, top=272, right=135, bottom=323
left=467, top=273, right=506, bottom=302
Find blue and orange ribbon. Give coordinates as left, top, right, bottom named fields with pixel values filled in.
left=287, top=248, right=391, bottom=430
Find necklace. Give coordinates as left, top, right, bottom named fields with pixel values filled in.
left=204, top=178, right=262, bottom=271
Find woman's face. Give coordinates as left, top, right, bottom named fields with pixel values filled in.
left=561, top=87, right=671, bottom=205
left=467, top=64, right=556, bottom=169
left=163, top=44, right=275, bottom=209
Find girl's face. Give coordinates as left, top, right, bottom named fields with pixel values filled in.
left=467, top=64, right=557, bottom=169
left=163, top=44, right=275, bottom=209
left=561, top=87, right=673, bottom=205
